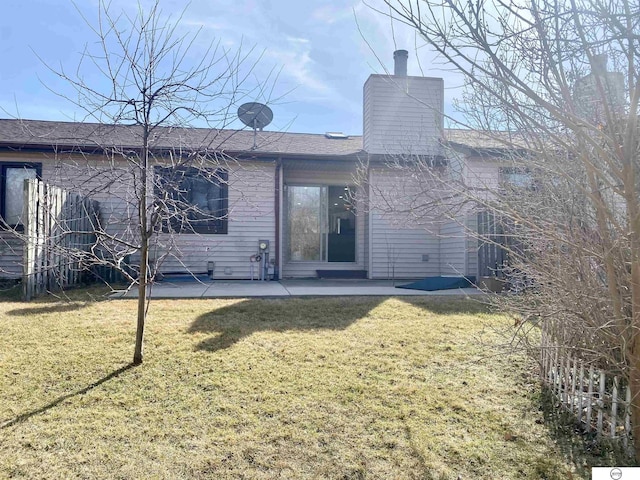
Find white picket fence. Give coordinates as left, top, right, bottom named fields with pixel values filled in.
left=540, top=326, right=634, bottom=455
left=22, top=179, right=100, bottom=300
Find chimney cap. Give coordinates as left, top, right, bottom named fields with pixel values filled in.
left=591, top=54, right=608, bottom=74
left=393, top=49, right=408, bottom=76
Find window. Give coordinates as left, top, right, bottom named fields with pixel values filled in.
left=155, top=166, right=228, bottom=234
left=0, top=162, right=42, bottom=229
left=500, top=167, right=534, bottom=189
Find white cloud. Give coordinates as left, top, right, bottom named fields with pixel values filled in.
left=266, top=47, right=331, bottom=97
left=286, top=36, right=310, bottom=45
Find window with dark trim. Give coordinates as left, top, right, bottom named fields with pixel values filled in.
left=500, top=167, right=534, bottom=189
left=0, top=162, right=42, bottom=230
left=155, top=166, right=228, bottom=234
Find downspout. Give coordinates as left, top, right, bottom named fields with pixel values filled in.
left=438, top=211, right=442, bottom=277
left=464, top=215, right=469, bottom=277
left=274, top=157, right=282, bottom=280
left=368, top=159, right=373, bottom=279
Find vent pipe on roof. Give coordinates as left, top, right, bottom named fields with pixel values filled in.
left=393, top=49, right=408, bottom=76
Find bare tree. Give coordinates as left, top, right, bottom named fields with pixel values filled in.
left=12, top=0, right=280, bottom=365
left=365, top=0, right=640, bottom=457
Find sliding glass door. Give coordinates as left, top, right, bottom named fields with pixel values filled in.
left=287, top=186, right=326, bottom=261
left=286, top=185, right=355, bottom=263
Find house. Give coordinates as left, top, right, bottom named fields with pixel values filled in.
left=0, top=50, right=510, bottom=284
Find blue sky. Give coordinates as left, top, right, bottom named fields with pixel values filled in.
left=0, top=0, right=464, bottom=135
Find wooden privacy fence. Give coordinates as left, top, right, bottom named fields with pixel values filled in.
left=22, top=179, right=100, bottom=300
left=540, top=325, right=635, bottom=456
left=477, top=211, right=506, bottom=277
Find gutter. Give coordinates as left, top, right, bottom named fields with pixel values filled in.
left=0, top=143, right=366, bottom=163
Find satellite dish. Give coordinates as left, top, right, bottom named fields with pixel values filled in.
left=238, top=102, right=273, bottom=150
left=238, top=102, right=273, bottom=131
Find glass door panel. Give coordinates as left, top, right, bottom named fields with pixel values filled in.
left=287, top=186, right=327, bottom=261
left=328, top=186, right=356, bottom=262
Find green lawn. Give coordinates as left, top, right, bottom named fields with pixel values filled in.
left=0, top=293, right=588, bottom=478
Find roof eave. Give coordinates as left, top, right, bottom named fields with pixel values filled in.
left=0, top=142, right=366, bottom=161
left=444, top=141, right=528, bottom=158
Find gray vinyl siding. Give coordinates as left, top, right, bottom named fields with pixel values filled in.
left=282, top=161, right=365, bottom=278
left=363, top=75, right=444, bottom=156
left=438, top=214, right=479, bottom=278
left=0, top=149, right=498, bottom=282
left=439, top=219, right=467, bottom=277
left=0, top=231, right=24, bottom=278
left=154, top=161, right=276, bottom=279
left=0, top=152, right=277, bottom=280
left=370, top=214, right=440, bottom=279
left=439, top=220, right=464, bottom=276
left=464, top=157, right=501, bottom=190
left=368, top=168, right=440, bottom=279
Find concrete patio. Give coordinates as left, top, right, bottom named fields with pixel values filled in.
left=113, top=279, right=483, bottom=299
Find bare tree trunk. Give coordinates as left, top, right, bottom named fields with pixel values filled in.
left=133, top=241, right=148, bottom=365
left=133, top=133, right=150, bottom=365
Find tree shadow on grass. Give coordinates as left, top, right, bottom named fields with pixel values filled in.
left=188, top=297, right=386, bottom=352
left=189, top=296, right=498, bottom=353
left=398, top=295, right=493, bottom=316
left=5, top=303, right=91, bottom=316
left=0, top=363, right=136, bottom=430
left=536, top=387, right=636, bottom=473
left=0, top=283, right=114, bottom=304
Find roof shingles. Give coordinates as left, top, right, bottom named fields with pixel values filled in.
left=0, top=119, right=364, bottom=157
left=0, top=119, right=512, bottom=156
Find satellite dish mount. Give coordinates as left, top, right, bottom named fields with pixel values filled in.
left=237, top=102, right=274, bottom=150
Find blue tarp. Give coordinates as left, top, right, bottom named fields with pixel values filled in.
left=157, top=274, right=212, bottom=283
left=396, top=276, right=476, bottom=291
